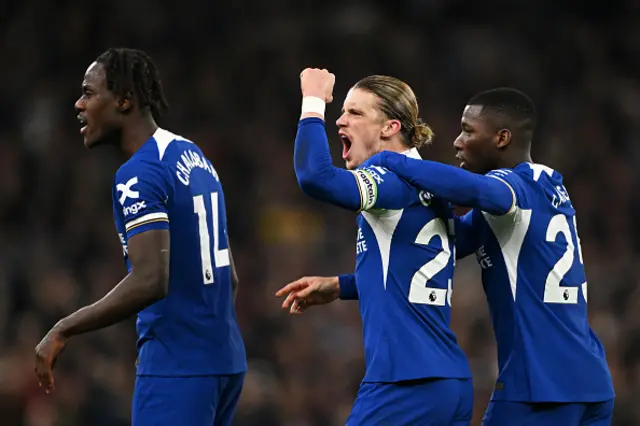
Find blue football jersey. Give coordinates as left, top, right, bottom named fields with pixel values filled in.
left=351, top=149, right=471, bottom=383
left=459, top=162, right=614, bottom=402
left=112, top=128, right=246, bottom=376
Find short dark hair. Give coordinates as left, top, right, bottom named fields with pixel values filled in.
left=468, top=87, right=537, bottom=133
left=96, top=48, right=169, bottom=120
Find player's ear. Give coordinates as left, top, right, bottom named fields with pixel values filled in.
left=117, top=92, right=134, bottom=114
left=381, top=119, right=401, bottom=139
left=496, top=129, right=512, bottom=149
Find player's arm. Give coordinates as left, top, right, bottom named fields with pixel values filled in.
left=34, top=161, right=173, bottom=393
left=295, top=118, right=417, bottom=211
left=294, top=68, right=416, bottom=211
left=454, top=211, right=479, bottom=259
left=338, top=273, right=358, bottom=300
left=294, top=117, right=362, bottom=211
left=52, top=163, right=173, bottom=337
left=53, top=230, right=170, bottom=337
left=370, top=151, right=516, bottom=215
left=276, top=273, right=357, bottom=314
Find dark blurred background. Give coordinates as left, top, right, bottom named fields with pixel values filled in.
left=0, top=0, right=638, bottom=425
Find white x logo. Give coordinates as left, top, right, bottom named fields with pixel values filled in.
left=117, top=177, right=140, bottom=205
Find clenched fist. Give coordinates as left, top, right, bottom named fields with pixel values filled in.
left=300, top=68, right=335, bottom=103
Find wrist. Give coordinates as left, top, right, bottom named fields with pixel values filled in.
left=52, top=319, right=72, bottom=339
left=300, top=96, right=326, bottom=120
left=338, top=274, right=358, bottom=300
left=331, top=276, right=340, bottom=298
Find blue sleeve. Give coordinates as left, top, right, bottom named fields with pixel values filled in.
left=368, top=151, right=516, bottom=215
left=338, top=274, right=358, bottom=300
left=454, top=211, right=479, bottom=259
left=114, top=160, right=172, bottom=239
left=294, top=118, right=418, bottom=211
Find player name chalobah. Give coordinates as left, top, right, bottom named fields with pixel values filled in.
left=176, top=148, right=219, bottom=186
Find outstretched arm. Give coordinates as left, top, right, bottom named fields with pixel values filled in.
left=370, top=152, right=515, bottom=216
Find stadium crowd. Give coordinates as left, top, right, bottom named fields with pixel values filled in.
left=0, top=0, right=638, bottom=424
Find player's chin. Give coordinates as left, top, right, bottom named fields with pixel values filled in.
left=83, top=131, right=105, bottom=149
left=83, top=135, right=98, bottom=149
left=460, top=161, right=483, bottom=175
left=345, top=155, right=365, bottom=170
left=344, top=159, right=357, bottom=170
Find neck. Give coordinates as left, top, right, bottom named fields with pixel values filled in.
left=498, top=147, right=532, bottom=169
left=383, top=138, right=410, bottom=154
left=120, top=114, right=158, bottom=157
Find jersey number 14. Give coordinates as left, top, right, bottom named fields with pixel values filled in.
left=193, top=192, right=230, bottom=284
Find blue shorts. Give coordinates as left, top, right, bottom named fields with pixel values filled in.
left=346, top=378, right=473, bottom=426
left=482, top=399, right=614, bottom=426
left=132, top=373, right=245, bottom=426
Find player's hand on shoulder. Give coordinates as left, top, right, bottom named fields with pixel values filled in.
left=275, top=276, right=340, bottom=314
left=300, top=68, right=335, bottom=103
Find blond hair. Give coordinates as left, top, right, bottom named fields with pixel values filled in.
left=354, top=75, right=434, bottom=148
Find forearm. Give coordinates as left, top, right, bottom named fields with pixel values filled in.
left=55, top=270, right=166, bottom=338
left=294, top=118, right=361, bottom=211
left=338, top=274, right=358, bottom=300
left=384, top=155, right=514, bottom=215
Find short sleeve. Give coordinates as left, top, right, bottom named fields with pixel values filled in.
left=114, top=159, right=172, bottom=239
left=350, top=165, right=418, bottom=211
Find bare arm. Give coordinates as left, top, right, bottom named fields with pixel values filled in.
left=55, top=229, right=170, bottom=337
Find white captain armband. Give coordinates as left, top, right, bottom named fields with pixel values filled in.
left=351, top=169, right=378, bottom=211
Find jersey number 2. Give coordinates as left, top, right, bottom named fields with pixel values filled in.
left=409, top=218, right=453, bottom=307
left=193, top=192, right=230, bottom=284
left=544, top=214, right=587, bottom=304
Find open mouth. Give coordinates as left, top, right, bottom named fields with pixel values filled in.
left=77, top=114, right=88, bottom=135
left=340, top=134, right=352, bottom=160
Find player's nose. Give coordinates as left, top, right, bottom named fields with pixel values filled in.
left=74, top=97, right=85, bottom=112
left=453, top=134, right=465, bottom=150
left=336, top=113, right=347, bottom=127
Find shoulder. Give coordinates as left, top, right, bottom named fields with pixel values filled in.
left=506, top=162, right=564, bottom=185
left=116, top=154, right=168, bottom=184
left=150, top=128, right=195, bottom=162
left=114, top=155, right=172, bottom=202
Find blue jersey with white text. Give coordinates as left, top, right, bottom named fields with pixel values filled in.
left=459, top=162, right=613, bottom=402
left=351, top=153, right=471, bottom=383
left=112, top=128, right=246, bottom=376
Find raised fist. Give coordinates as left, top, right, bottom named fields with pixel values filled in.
left=300, top=68, right=335, bottom=103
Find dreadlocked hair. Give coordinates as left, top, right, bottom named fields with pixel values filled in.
left=96, top=48, right=169, bottom=120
